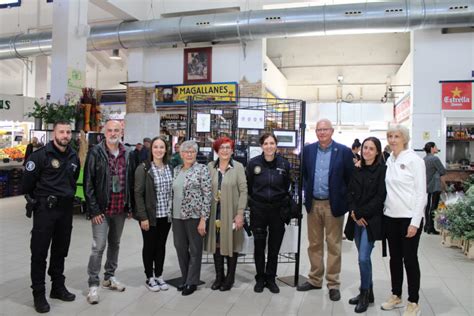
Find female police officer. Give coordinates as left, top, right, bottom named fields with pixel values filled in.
left=246, top=132, right=291, bottom=294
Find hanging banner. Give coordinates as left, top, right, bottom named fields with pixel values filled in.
left=441, top=82, right=472, bottom=110
left=155, top=82, right=238, bottom=107
left=394, top=93, right=410, bottom=123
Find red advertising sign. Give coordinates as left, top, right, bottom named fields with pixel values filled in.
left=394, top=94, right=410, bottom=123
left=442, top=82, right=472, bottom=110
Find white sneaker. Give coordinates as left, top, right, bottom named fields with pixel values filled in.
left=403, top=302, right=421, bottom=316
left=381, top=294, right=403, bottom=310
left=146, top=277, right=160, bottom=292
left=155, top=276, right=169, bottom=291
left=87, top=286, right=99, bottom=305
left=102, top=277, right=126, bottom=292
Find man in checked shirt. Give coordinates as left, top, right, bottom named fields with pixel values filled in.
left=84, top=120, right=136, bottom=304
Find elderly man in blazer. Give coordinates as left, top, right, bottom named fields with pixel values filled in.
left=297, top=118, right=354, bottom=301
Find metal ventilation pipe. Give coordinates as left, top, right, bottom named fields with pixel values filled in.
left=0, top=0, right=472, bottom=60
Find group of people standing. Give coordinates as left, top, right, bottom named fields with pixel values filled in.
left=23, top=118, right=438, bottom=316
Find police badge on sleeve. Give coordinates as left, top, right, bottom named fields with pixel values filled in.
left=25, top=161, right=35, bottom=171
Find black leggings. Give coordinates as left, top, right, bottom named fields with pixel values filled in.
left=425, top=192, right=440, bottom=232
left=141, top=217, right=171, bottom=278
left=385, top=216, right=423, bottom=303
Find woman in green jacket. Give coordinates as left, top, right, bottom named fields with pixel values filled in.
left=134, top=136, right=173, bottom=292
left=205, top=137, right=248, bottom=291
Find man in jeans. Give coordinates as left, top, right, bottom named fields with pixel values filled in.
left=84, top=120, right=135, bottom=304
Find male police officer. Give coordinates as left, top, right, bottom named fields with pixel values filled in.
left=23, top=120, right=80, bottom=313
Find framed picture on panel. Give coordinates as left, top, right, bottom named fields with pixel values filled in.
left=183, top=47, right=212, bottom=83
left=273, top=130, right=298, bottom=148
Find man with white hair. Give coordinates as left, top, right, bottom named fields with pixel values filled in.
left=84, top=120, right=135, bottom=304
left=298, top=119, right=354, bottom=302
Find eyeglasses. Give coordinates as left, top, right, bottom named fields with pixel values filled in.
left=182, top=150, right=196, bottom=155
left=219, top=146, right=232, bottom=151
left=316, top=128, right=332, bottom=133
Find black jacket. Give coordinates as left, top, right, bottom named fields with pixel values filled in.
left=246, top=153, right=291, bottom=207
left=344, top=162, right=386, bottom=242
left=84, top=141, right=135, bottom=217
left=23, top=141, right=80, bottom=198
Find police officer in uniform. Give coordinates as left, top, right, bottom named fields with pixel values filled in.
left=246, top=132, right=291, bottom=294
left=23, top=120, right=80, bottom=313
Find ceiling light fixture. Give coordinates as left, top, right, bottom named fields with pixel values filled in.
left=110, top=49, right=121, bottom=60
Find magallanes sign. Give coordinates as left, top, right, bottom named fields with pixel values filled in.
left=155, top=82, right=238, bottom=107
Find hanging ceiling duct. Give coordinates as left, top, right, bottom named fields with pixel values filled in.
left=0, top=0, right=472, bottom=60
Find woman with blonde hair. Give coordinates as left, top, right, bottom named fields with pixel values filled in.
left=381, top=125, right=426, bottom=316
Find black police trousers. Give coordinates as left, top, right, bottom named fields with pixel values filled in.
left=31, top=199, right=73, bottom=296
left=250, top=207, right=285, bottom=282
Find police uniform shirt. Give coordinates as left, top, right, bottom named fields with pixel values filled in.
left=23, top=141, right=80, bottom=198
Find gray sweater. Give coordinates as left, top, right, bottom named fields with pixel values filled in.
left=424, top=154, right=446, bottom=193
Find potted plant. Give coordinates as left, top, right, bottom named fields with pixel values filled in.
left=26, top=100, right=46, bottom=130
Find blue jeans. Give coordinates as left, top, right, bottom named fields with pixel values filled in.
left=354, top=225, right=374, bottom=290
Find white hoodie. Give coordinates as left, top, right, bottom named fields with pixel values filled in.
left=384, top=149, right=427, bottom=228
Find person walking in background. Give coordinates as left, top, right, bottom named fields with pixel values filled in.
left=134, top=137, right=173, bottom=292
left=139, top=138, right=152, bottom=163
left=84, top=120, right=136, bottom=305
left=351, top=138, right=361, bottom=164
left=23, top=136, right=42, bottom=166
left=172, top=140, right=212, bottom=296
left=381, top=125, right=426, bottom=316
left=246, top=133, right=291, bottom=294
left=22, top=121, right=80, bottom=313
left=298, top=119, right=354, bottom=302
left=205, top=137, right=247, bottom=291
left=170, top=142, right=183, bottom=168
left=423, top=142, right=446, bottom=235
left=344, top=137, right=386, bottom=313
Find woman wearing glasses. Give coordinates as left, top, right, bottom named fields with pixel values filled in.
left=246, top=133, right=291, bottom=294
left=172, top=140, right=212, bottom=296
left=204, top=137, right=248, bottom=291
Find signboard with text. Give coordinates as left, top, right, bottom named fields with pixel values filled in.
left=155, top=82, right=238, bottom=106
left=394, top=93, right=410, bottom=123
left=441, top=82, right=472, bottom=110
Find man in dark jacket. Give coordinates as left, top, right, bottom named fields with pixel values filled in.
left=84, top=120, right=135, bottom=304
left=23, top=121, right=80, bottom=313
left=297, top=118, right=354, bottom=302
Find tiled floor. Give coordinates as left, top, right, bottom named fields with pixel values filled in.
left=0, top=195, right=472, bottom=315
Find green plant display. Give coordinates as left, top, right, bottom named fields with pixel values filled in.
left=26, top=100, right=47, bottom=119
left=445, top=180, right=474, bottom=240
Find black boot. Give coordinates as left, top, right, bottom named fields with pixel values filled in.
left=354, top=289, right=370, bottom=313
left=254, top=278, right=265, bottom=293
left=211, top=251, right=225, bottom=290
left=265, top=278, right=280, bottom=294
left=220, top=253, right=238, bottom=291
left=349, top=287, right=374, bottom=304
left=50, top=285, right=75, bottom=301
left=33, top=294, right=50, bottom=313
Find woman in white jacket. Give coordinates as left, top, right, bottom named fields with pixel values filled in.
left=381, top=125, right=426, bottom=316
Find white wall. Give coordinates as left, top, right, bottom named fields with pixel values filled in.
left=411, top=30, right=474, bottom=164
left=133, top=41, right=264, bottom=86
left=263, top=55, right=287, bottom=98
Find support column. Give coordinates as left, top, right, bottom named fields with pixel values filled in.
left=50, top=0, right=88, bottom=103
left=124, top=48, right=160, bottom=144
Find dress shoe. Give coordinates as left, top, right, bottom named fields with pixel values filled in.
left=329, top=289, right=341, bottom=301
left=176, top=284, right=185, bottom=291
left=50, top=287, right=76, bottom=301
left=181, top=284, right=197, bottom=296
left=296, top=281, right=322, bottom=291
left=254, top=280, right=265, bottom=293
left=34, top=295, right=50, bottom=313
left=265, top=279, right=280, bottom=294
